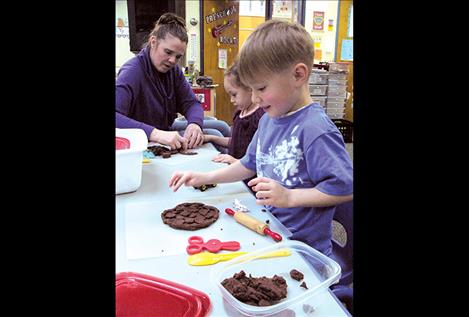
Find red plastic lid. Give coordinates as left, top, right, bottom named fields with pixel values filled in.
left=116, top=272, right=211, bottom=317
left=116, top=137, right=131, bottom=150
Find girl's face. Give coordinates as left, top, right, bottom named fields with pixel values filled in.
left=248, top=67, right=300, bottom=118
left=223, top=75, right=253, bottom=111
left=149, top=34, right=186, bottom=73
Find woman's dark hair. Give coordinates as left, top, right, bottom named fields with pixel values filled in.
left=147, top=12, right=188, bottom=45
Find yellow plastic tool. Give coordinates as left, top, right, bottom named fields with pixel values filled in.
left=187, top=248, right=292, bottom=266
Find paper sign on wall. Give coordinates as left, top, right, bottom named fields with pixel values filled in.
left=313, top=11, right=325, bottom=31
left=218, top=48, right=227, bottom=69
left=340, top=39, right=353, bottom=61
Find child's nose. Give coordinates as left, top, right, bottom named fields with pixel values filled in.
left=251, top=94, right=261, bottom=104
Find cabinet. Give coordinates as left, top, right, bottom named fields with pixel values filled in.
left=309, top=69, right=328, bottom=108
left=309, top=63, right=351, bottom=120
left=326, top=63, right=349, bottom=120
left=192, top=87, right=216, bottom=118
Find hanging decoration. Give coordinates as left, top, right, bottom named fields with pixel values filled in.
left=212, top=20, right=234, bottom=38
left=205, top=6, right=237, bottom=24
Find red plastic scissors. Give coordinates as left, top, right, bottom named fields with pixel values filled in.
left=186, top=236, right=241, bottom=255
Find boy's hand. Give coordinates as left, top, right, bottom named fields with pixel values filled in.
left=169, top=171, right=204, bottom=192
left=212, top=154, right=237, bottom=164
left=247, top=177, right=291, bottom=208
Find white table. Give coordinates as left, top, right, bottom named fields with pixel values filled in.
left=116, top=143, right=351, bottom=316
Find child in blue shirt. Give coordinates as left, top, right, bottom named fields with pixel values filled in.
left=169, top=19, right=353, bottom=256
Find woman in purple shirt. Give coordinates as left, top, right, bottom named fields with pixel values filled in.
left=116, top=13, right=204, bottom=150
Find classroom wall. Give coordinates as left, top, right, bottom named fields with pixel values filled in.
left=239, top=15, right=265, bottom=50
left=304, top=0, right=339, bottom=64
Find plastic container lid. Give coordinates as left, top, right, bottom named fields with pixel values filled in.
left=116, top=272, right=211, bottom=317
left=210, top=240, right=341, bottom=316
left=116, top=136, right=131, bottom=150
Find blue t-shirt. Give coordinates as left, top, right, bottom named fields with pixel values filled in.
left=240, top=103, right=353, bottom=255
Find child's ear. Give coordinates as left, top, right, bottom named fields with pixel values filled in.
left=293, top=63, right=309, bottom=86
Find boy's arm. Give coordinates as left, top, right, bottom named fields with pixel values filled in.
left=207, top=160, right=254, bottom=183
left=287, top=188, right=353, bottom=207
left=248, top=177, right=352, bottom=208
left=170, top=161, right=255, bottom=192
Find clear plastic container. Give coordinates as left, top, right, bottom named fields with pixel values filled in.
left=210, top=240, right=341, bottom=316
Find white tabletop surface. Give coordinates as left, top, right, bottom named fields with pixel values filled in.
left=116, top=142, right=351, bottom=316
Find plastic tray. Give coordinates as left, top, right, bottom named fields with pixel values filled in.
left=116, top=272, right=211, bottom=317
left=210, top=240, right=341, bottom=316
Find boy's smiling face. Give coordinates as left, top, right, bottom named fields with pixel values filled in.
left=249, top=67, right=300, bottom=118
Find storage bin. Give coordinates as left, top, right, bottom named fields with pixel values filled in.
left=116, top=128, right=148, bottom=194
left=327, top=112, right=344, bottom=119
left=309, top=71, right=329, bottom=85
left=327, top=85, right=347, bottom=98
left=328, top=73, right=348, bottom=81
left=329, top=63, right=349, bottom=73
left=211, top=240, right=341, bottom=316
left=326, top=101, right=345, bottom=109
left=328, top=79, right=347, bottom=86
left=326, top=107, right=344, bottom=116
left=309, top=84, right=327, bottom=96
left=311, top=95, right=327, bottom=108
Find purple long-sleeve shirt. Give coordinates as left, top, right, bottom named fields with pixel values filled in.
left=116, top=46, right=204, bottom=138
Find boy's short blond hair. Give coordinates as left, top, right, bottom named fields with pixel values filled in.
left=238, top=19, right=314, bottom=85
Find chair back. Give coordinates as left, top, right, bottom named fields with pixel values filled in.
left=331, top=200, right=353, bottom=286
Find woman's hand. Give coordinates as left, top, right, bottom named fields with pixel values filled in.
left=150, top=128, right=187, bottom=150
left=247, top=177, right=291, bottom=208
left=184, top=123, right=204, bottom=149
left=212, top=154, right=237, bottom=164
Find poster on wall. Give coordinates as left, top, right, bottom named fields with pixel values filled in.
left=272, top=0, right=293, bottom=20
left=340, top=39, right=353, bottom=61
left=116, top=17, right=129, bottom=38
left=218, top=48, right=227, bottom=69
left=313, top=11, right=325, bottom=31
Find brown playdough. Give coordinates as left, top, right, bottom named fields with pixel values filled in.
left=148, top=145, right=197, bottom=158
left=161, top=202, right=219, bottom=230
left=289, top=269, right=304, bottom=281
left=221, top=270, right=287, bottom=306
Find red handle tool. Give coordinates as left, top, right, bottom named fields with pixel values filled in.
left=225, top=208, right=282, bottom=242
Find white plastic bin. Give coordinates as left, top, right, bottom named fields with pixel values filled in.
left=115, top=128, right=148, bottom=194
